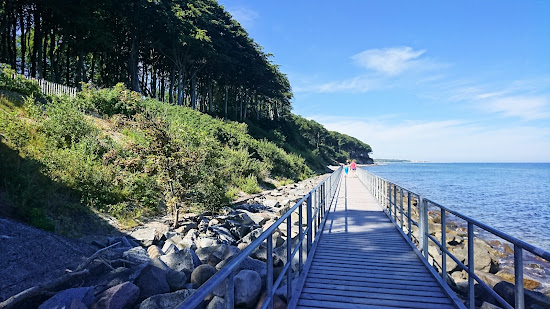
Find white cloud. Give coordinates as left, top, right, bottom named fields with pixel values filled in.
left=294, top=46, right=444, bottom=94
left=351, top=47, right=426, bottom=76
left=294, top=76, right=385, bottom=93
left=312, top=115, right=550, bottom=162
left=484, top=96, right=550, bottom=120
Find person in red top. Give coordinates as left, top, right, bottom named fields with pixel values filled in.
left=350, top=160, right=356, bottom=177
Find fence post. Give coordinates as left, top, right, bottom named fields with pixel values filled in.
left=419, top=197, right=429, bottom=259
left=467, top=221, right=475, bottom=309
left=514, top=245, right=525, bottom=309
left=306, top=194, right=312, bottom=254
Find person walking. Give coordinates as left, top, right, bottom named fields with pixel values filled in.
left=344, top=160, right=349, bottom=176
left=350, top=160, right=356, bottom=177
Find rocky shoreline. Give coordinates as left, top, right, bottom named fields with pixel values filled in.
left=0, top=174, right=328, bottom=309
left=412, top=202, right=550, bottom=308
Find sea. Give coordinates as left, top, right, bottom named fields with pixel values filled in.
left=362, top=163, right=550, bottom=252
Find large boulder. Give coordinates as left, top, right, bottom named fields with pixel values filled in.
left=207, top=225, right=236, bottom=245
left=160, top=249, right=201, bottom=277
left=134, top=263, right=170, bottom=300
left=139, top=289, right=196, bottom=309
left=175, top=222, right=198, bottom=235
left=38, top=287, right=95, bottom=309
left=240, top=228, right=264, bottom=245
left=195, top=245, right=229, bottom=264
left=206, top=296, right=225, bottom=309
left=91, top=282, right=139, bottom=309
left=234, top=270, right=262, bottom=308
left=255, top=292, right=287, bottom=309
left=130, top=223, right=169, bottom=247
left=123, top=246, right=151, bottom=264
left=494, top=281, right=550, bottom=309
left=191, top=264, right=217, bottom=285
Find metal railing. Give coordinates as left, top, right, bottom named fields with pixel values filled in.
left=178, top=167, right=343, bottom=309
left=357, top=168, right=550, bottom=309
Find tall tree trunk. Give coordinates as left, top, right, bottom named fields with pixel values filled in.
left=65, top=45, right=70, bottom=85
left=177, top=67, right=184, bottom=106
left=224, top=85, right=228, bottom=120
left=243, top=95, right=248, bottom=120
left=49, top=28, right=56, bottom=81
left=19, top=8, right=26, bottom=74
left=256, top=97, right=260, bottom=121
left=42, top=25, right=47, bottom=79
left=76, top=48, right=85, bottom=88
left=10, top=16, right=17, bottom=68
left=160, top=73, right=165, bottom=102
left=90, top=53, right=95, bottom=83
left=208, top=79, right=213, bottom=113
left=190, top=73, right=197, bottom=110
left=151, top=67, right=157, bottom=98
left=128, top=34, right=140, bottom=92
left=31, top=8, right=41, bottom=78
left=169, top=65, right=175, bottom=104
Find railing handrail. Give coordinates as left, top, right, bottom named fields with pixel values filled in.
left=357, top=168, right=550, bottom=309
left=178, top=167, right=343, bottom=309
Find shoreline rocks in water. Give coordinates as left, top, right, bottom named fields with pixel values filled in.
left=0, top=174, right=327, bottom=309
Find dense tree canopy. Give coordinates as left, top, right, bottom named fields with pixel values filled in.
left=0, top=0, right=292, bottom=121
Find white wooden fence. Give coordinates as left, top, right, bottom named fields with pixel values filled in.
left=9, top=74, right=78, bottom=98
left=36, top=78, right=77, bottom=97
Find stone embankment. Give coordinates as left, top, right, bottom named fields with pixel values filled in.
left=0, top=174, right=327, bottom=309
left=405, top=197, right=550, bottom=308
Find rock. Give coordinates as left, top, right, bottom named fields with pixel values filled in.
left=39, top=287, right=95, bottom=309
left=240, top=228, right=264, bottom=245
left=161, top=243, right=179, bottom=255
left=139, top=289, right=196, bottom=309
left=206, top=296, right=225, bottom=309
left=196, top=244, right=228, bottom=264
left=255, top=292, right=287, bottom=309
left=134, top=264, right=170, bottom=300
left=160, top=249, right=201, bottom=277
left=494, top=281, right=550, bottom=309
left=130, top=223, right=169, bottom=246
left=166, top=235, right=195, bottom=250
left=207, top=225, right=236, bottom=244
left=475, top=271, right=504, bottom=288
left=225, top=246, right=241, bottom=260
left=69, top=299, right=88, bottom=309
left=238, top=210, right=267, bottom=226
left=473, top=238, right=500, bottom=273
left=235, top=270, right=262, bottom=307
left=191, top=264, right=217, bottom=285
left=147, top=245, right=163, bottom=259
left=123, top=246, right=151, bottom=264
left=480, top=302, right=502, bottom=309
left=495, top=268, right=540, bottom=290
left=262, top=199, right=280, bottom=209
left=197, top=237, right=221, bottom=249
left=91, top=282, right=139, bottom=309
left=166, top=270, right=188, bottom=291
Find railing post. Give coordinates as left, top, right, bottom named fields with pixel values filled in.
left=286, top=217, right=292, bottom=301
left=267, top=236, right=274, bottom=309
left=514, top=245, right=525, bottom=309
left=307, top=194, right=312, bottom=254
left=407, top=191, right=412, bottom=239
left=399, top=187, right=404, bottom=229
left=419, top=197, right=429, bottom=259
left=393, top=184, right=397, bottom=222
left=441, top=210, right=447, bottom=281
left=467, top=221, right=475, bottom=309
left=226, top=270, right=235, bottom=309
left=299, top=201, right=303, bottom=274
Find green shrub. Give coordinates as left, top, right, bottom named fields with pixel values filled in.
left=234, top=175, right=262, bottom=194
left=42, top=96, right=96, bottom=148
left=0, top=64, right=42, bottom=97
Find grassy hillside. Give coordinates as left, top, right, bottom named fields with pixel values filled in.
left=0, top=71, right=312, bottom=233
left=0, top=66, right=372, bottom=234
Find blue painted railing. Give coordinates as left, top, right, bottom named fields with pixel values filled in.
left=357, top=168, right=550, bottom=309
left=178, top=167, right=343, bottom=309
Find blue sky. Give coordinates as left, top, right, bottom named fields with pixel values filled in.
left=218, top=1, right=550, bottom=162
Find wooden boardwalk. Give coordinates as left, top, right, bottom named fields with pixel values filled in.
left=296, top=176, right=460, bottom=309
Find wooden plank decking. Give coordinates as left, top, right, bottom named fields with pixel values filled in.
left=296, top=176, right=459, bottom=309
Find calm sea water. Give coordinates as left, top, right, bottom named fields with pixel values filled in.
left=362, top=163, right=550, bottom=251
